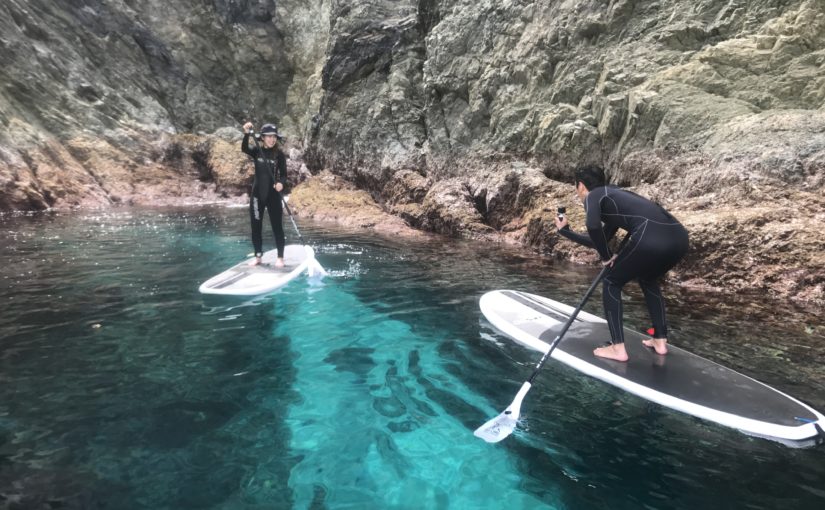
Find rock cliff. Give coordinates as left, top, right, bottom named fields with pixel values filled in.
left=1, top=0, right=823, bottom=305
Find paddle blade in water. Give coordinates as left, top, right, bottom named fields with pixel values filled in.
left=307, top=258, right=327, bottom=278
left=473, top=382, right=532, bottom=443
left=474, top=411, right=519, bottom=443
left=302, top=245, right=327, bottom=279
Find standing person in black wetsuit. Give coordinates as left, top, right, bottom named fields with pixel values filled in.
left=241, top=122, right=287, bottom=267
left=554, top=165, right=689, bottom=362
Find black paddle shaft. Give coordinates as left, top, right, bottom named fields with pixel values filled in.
left=526, top=234, right=630, bottom=384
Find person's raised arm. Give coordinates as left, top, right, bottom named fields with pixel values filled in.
left=556, top=214, right=596, bottom=248
left=559, top=226, right=596, bottom=248
left=241, top=122, right=256, bottom=157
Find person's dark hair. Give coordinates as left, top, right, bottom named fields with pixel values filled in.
left=574, top=165, right=606, bottom=190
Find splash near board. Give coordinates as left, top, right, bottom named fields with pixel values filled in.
left=199, top=244, right=316, bottom=296
left=479, top=289, right=825, bottom=447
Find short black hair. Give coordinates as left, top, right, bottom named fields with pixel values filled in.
left=574, top=165, right=606, bottom=190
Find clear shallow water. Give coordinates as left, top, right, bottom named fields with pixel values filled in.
left=1, top=207, right=824, bottom=510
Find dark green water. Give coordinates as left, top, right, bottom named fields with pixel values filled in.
left=1, top=207, right=823, bottom=509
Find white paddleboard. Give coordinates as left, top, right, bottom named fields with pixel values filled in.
left=199, top=244, right=314, bottom=296
left=480, top=289, right=825, bottom=447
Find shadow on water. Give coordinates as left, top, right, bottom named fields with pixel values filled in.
left=1, top=206, right=823, bottom=510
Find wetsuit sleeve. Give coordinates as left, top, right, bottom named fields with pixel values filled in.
left=585, top=224, right=618, bottom=261
left=277, top=151, right=287, bottom=190
left=585, top=193, right=617, bottom=261
left=241, top=133, right=257, bottom=157
left=558, top=226, right=595, bottom=248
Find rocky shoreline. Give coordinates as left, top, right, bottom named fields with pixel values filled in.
left=289, top=163, right=825, bottom=310
left=1, top=0, right=823, bottom=308
left=2, top=128, right=824, bottom=310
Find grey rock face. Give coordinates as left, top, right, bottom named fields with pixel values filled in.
left=1, top=0, right=824, bottom=304
left=2, top=0, right=823, bottom=208
left=309, top=0, right=824, bottom=193
left=0, top=0, right=311, bottom=209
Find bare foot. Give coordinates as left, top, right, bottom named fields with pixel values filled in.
left=643, top=338, right=668, bottom=355
left=593, top=343, right=629, bottom=362
left=274, top=258, right=285, bottom=268
left=248, top=256, right=262, bottom=266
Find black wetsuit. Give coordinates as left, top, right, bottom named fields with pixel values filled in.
left=241, top=133, right=287, bottom=258
left=559, top=185, right=689, bottom=344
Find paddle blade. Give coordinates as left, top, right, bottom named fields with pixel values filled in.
left=303, top=245, right=327, bottom=279
left=307, top=258, right=327, bottom=278
left=474, top=410, right=519, bottom=443
left=474, top=382, right=532, bottom=443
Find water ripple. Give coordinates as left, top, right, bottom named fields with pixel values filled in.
left=0, top=207, right=823, bottom=510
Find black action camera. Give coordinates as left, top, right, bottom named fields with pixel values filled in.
left=557, top=206, right=566, bottom=221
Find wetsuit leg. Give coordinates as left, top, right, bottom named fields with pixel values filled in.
left=638, top=224, right=689, bottom=338
left=602, top=223, right=688, bottom=344
left=266, top=193, right=285, bottom=258
left=602, top=266, right=634, bottom=345
left=250, top=195, right=265, bottom=256
left=638, top=277, right=668, bottom=339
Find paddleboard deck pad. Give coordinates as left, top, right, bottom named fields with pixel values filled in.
left=480, top=290, right=825, bottom=447
left=199, top=244, right=314, bottom=296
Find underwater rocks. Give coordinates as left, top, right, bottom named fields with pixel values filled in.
left=0, top=461, right=129, bottom=509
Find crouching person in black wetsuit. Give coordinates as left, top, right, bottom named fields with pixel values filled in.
left=554, top=165, right=689, bottom=362
left=241, top=122, right=288, bottom=267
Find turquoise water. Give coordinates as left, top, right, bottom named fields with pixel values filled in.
left=1, top=207, right=824, bottom=509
